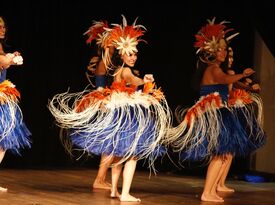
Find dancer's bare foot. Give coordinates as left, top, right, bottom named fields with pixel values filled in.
left=0, top=186, right=7, bottom=192
left=120, top=194, right=141, bottom=202
left=110, top=189, right=121, bottom=198
left=210, top=190, right=223, bottom=200
left=212, top=192, right=223, bottom=200
left=201, top=193, right=224, bottom=202
left=93, top=180, right=111, bottom=190
left=217, top=185, right=235, bottom=192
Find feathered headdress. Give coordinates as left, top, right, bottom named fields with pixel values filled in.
left=103, top=14, right=147, bottom=56
left=83, top=20, right=109, bottom=47
left=194, top=17, right=239, bottom=55
left=83, top=20, right=111, bottom=86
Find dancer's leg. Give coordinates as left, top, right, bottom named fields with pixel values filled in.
left=0, top=149, right=7, bottom=192
left=110, top=160, right=122, bottom=198
left=217, top=154, right=235, bottom=192
left=210, top=155, right=229, bottom=198
left=120, top=158, right=140, bottom=202
left=93, top=154, right=113, bottom=190
left=201, top=156, right=224, bottom=202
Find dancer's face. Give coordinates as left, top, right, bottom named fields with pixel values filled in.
left=228, top=55, right=233, bottom=68
left=228, top=48, right=234, bottom=68
left=121, top=52, right=138, bottom=67
left=215, top=39, right=227, bottom=63
left=0, top=18, right=6, bottom=40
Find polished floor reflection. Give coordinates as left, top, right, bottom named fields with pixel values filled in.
left=0, top=168, right=274, bottom=205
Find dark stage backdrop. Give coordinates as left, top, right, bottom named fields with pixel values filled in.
left=0, top=0, right=274, bottom=176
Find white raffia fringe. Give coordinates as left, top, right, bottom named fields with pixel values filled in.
left=0, top=94, right=22, bottom=142
left=166, top=91, right=265, bottom=159
left=48, top=88, right=172, bottom=170
left=168, top=94, right=223, bottom=156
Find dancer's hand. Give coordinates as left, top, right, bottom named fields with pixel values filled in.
left=5, top=53, right=23, bottom=65
left=252, top=83, right=261, bottom=91
left=13, top=55, right=23, bottom=65
left=243, top=68, right=255, bottom=77
left=143, top=74, right=154, bottom=83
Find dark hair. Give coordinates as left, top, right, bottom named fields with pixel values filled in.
left=191, top=59, right=207, bottom=92
left=110, top=49, right=123, bottom=69
left=192, top=39, right=230, bottom=91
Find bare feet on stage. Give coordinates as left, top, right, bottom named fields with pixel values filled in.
left=0, top=186, right=7, bottom=192
left=217, top=185, right=235, bottom=192
left=110, top=189, right=121, bottom=198
left=201, top=193, right=224, bottom=203
left=93, top=180, right=111, bottom=190
left=120, top=194, right=141, bottom=202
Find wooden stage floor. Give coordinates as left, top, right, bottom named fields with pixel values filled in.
left=0, top=168, right=275, bottom=205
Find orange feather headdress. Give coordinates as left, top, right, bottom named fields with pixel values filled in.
left=194, top=17, right=239, bottom=55
left=83, top=20, right=110, bottom=47
left=103, top=14, right=147, bottom=56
